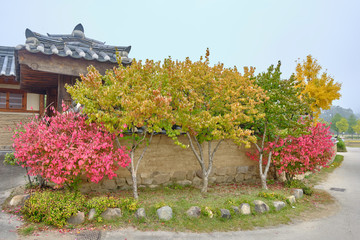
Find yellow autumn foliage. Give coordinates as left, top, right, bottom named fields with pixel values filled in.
left=295, top=55, right=341, bottom=119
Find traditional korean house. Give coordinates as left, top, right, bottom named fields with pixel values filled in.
left=0, top=46, right=42, bottom=147
left=0, top=24, right=131, bottom=147
left=15, top=23, right=132, bottom=111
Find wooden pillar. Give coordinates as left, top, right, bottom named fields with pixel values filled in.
left=39, top=94, right=45, bottom=116
left=46, top=88, right=57, bottom=115
left=57, top=75, right=74, bottom=111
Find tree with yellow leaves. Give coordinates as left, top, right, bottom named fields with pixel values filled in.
left=295, top=55, right=341, bottom=119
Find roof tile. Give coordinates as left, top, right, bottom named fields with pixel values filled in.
left=17, top=23, right=132, bottom=64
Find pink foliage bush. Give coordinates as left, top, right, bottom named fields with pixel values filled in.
left=12, top=106, right=130, bottom=186
left=248, top=122, right=335, bottom=180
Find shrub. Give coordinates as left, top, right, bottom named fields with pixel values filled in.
left=336, top=138, right=347, bottom=152
left=119, top=198, right=139, bottom=212
left=257, top=191, right=286, bottom=200
left=22, top=190, right=86, bottom=228
left=86, top=196, right=119, bottom=222
left=12, top=104, right=130, bottom=188
left=3, top=152, right=18, bottom=166
left=285, top=179, right=313, bottom=196
left=272, top=122, right=335, bottom=180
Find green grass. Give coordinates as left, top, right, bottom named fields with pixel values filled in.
left=83, top=184, right=322, bottom=232
left=13, top=154, right=344, bottom=234
left=19, top=225, right=35, bottom=236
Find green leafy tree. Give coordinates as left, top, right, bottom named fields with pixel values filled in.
left=251, top=61, right=310, bottom=190
left=330, top=113, right=342, bottom=136
left=347, top=114, right=357, bottom=137
left=352, top=120, right=360, bottom=136
left=66, top=59, right=179, bottom=199
left=169, top=50, right=266, bottom=193
left=336, top=118, right=349, bottom=136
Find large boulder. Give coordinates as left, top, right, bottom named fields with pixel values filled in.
left=67, top=211, right=85, bottom=225
left=291, top=189, right=304, bottom=199
left=186, top=206, right=201, bottom=218
left=157, top=206, right=173, bottom=221
left=231, top=206, right=240, bottom=214
left=101, top=208, right=122, bottom=220
left=287, top=195, right=296, bottom=204
left=135, top=208, right=146, bottom=218
left=9, top=194, right=30, bottom=207
left=220, top=209, right=231, bottom=219
left=240, top=203, right=251, bottom=215
left=253, top=200, right=270, bottom=213
left=273, top=201, right=286, bottom=211
left=88, top=208, right=96, bottom=221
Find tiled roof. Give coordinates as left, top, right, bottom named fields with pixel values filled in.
left=0, top=46, right=16, bottom=76
left=15, top=24, right=132, bottom=64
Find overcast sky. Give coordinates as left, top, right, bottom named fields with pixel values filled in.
left=1, top=0, right=359, bottom=113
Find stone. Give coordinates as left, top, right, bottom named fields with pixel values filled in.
left=231, top=206, right=240, bottom=214
left=226, top=167, right=237, bottom=176
left=253, top=200, right=270, bottom=213
left=237, top=166, right=249, bottom=174
left=135, top=208, right=146, bottom=218
left=240, top=203, right=251, bottom=215
left=142, top=178, right=153, bottom=185
left=102, top=179, right=117, bottom=190
left=192, top=177, right=202, bottom=186
left=225, top=176, right=235, bottom=183
left=140, top=172, right=152, bottom=179
left=120, top=185, right=131, bottom=190
left=215, top=176, right=227, bottom=184
left=291, top=189, right=304, bottom=199
left=9, top=194, right=30, bottom=207
left=209, top=177, right=216, bottom=184
left=176, top=180, right=192, bottom=186
left=186, top=206, right=201, bottom=218
left=287, top=195, right=296, bottom=204
left=67, top=211, right=85, bottom=225
left=248, top=165, right=256, bottom=173
left=273, top=201, right=286, bottom=211
left=88, top=208, right=96, bottom=221
left=235, top=173, right=245, bottom=182
left=152, top=174, right=170, bottom=185
left=157, top=206, right=173, bottom=221
left=186, top=171, right=196, bottom=180
left=172, top=171, right=187, bottom=181
left=101, top=208, right=122, bottom=220
left=195, top=170, right=204, bottom=179
left=148, top=184, right=159, bottom=189
left=244, top=173, right=252, bottom=180
left=126, top=176, right=133, bottom=185
left=115, top=177, right=126, bottom=185
left=215, top=167, right=227, bottom=176
left=220, top=209, right=231, bottom=219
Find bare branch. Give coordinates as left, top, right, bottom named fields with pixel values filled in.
left=135, top=132, right=153, bottom=173
left=186, top=133, right=204, bottom=167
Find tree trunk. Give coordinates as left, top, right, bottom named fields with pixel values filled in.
left=186, top=134, right=222, bottom=194
left=260, top=174, right=268, bottom=190
left=131, top=168, right=139, bottom=199
left=201, top=174, right=209, bottom=193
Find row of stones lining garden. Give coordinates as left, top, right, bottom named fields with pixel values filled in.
left=8, top=189, right=303, bottom=225
left=94, top=166, right=262, bottom=192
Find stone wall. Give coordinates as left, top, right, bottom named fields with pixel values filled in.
left=81, top=135, right=260, bottom=192
left=0, top=113, right=34, bottom=147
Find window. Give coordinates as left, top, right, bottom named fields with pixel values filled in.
left=0, top=89, right=26, bottom=111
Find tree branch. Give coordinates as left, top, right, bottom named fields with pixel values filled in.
left=186, top=132, right=204, bottom=167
